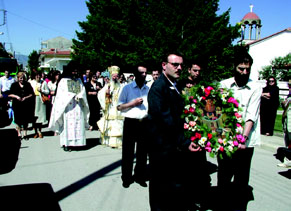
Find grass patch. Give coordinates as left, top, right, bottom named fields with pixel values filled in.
left=274, top=114, right=283, bottom=133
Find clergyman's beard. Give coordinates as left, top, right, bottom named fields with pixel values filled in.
left=234, top=72, right=249, bottom=87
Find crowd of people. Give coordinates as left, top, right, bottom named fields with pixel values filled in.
left=0, top=47, right=290, bottom=211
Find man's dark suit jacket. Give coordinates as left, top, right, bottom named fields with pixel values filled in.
left=148, top=73, right=187, bottom=162
left=147, top=73, right=191, bottom=210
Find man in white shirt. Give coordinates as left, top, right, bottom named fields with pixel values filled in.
left=218, top=47, right=262, bottom=210
left=117, top=65, right=149, bottom=188
left=0, top=70, right=15, bottom=99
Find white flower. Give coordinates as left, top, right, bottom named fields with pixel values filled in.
left=221, top=94, right=228, bottom=101
left=191, top=103, right=196, bottom=108
left=237, top=117, right=243, bottom=123
left=198, top=137, right=207, bottom=147
left=236, top=126, right=243, bottom=134
left=222, top=139, right=227, bottom=146
left=228, top=146, right=234, bottom=152
left=185, top=105, right=190, bottom=110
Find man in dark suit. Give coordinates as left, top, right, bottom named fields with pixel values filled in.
left=147, top=52, right=202, bottom=211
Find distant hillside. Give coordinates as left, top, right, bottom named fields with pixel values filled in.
left=15, top=54, right=28, bottom=67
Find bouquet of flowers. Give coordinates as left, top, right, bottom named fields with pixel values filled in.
left=181, top=83, right=245, bottom=158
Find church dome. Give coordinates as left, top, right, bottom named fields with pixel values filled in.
left=241, top=5, right=261, bottom=25
left=242, top=12, right=260, bottom=21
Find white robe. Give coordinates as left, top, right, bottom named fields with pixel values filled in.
left=49, top=78, right=89, bottom=147
left=97, top=82, right=124, bottom=148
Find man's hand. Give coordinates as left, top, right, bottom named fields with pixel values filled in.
left=188, top=142, right=202, bottom=152
left=132, top=97, right=143, bottom=106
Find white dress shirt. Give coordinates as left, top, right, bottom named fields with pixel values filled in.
left=118, top=81, right=149, bottom=119
left=220, top=77, right=262, bottom=147
left=0, top=76, right=15, bottom=92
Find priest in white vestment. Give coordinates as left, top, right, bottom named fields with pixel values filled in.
left=98, top=66, right=124, bottom=148
left=49, top=62, right=89, bottom=151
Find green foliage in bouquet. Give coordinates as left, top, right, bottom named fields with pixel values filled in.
left=181, top=83, right=245, bottom=159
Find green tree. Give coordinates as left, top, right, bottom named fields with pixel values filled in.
left=72, top=0, right=240, bottom=81
left=259, top=53, right=291, bottom=81
left=27, top=50, right=40, bottom=71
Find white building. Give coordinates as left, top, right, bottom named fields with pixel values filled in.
left=39, top=36, right=72, bottom=72
left=247, top=28, right=291, bottom=81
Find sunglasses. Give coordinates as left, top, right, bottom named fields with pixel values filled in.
left=168, top=62, right=184, bottom=69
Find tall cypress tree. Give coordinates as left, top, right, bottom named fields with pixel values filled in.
left=72, top=0, right=240, bottom=80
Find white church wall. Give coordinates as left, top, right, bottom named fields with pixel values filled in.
left=248, top=30, right=291, bottom=81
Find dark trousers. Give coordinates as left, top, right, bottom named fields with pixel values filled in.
left=217, top=147, right=254, bottom=210
left=121, top=117, right=148, bottom=183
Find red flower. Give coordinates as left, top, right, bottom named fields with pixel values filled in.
left=207, top=133, right=212, bottom=139
left=190, top=136, right=196, bottom=141
left=195, top=132, right=201, bottom=139
left=202, top=96, right=206, bottom=100
left=184, top=109, right=189, bottom=114
left=189, top=96, right=194, bottom=100
left=189, top=107, right=195, bottom=113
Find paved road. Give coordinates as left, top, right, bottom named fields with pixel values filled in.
left=0, top=125, right=290, bottom=210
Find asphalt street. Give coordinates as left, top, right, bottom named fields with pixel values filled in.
left=0, top=124, right=290, bottom=211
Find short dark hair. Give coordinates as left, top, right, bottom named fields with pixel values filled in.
left=162, top=51, right=184, bottom=63
left=234, top=47, right=253, bottom=67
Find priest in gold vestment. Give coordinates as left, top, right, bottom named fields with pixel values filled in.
left=98, top=66, right=124, bottom=148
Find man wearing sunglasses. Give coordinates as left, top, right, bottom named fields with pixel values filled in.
left=218, top=47, right=262, bottom=210
left=147, top=52, right=206, bottom=211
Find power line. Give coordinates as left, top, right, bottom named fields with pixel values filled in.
left=6, top=10, right=75, bottom=37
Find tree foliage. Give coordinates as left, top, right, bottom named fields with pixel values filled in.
left=259, top=53, right=291, bottom=81
left=28, top=50, right=40, bottom=71
left=72, top=0, right=240, bottom=82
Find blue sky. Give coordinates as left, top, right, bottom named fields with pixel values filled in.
left=0, top=0, right=290, bottom=56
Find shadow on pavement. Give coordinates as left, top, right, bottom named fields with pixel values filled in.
left=0, top=183, right=61, bottom=210
left=278, top=170, right=291, bottom=179
left=56, top=159, right=122, bottom=201
left=0, top=128, right=21, bottom=174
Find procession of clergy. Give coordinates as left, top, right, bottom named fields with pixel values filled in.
left=49, top=63, right=159, bottom=151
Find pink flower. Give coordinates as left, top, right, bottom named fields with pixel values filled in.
left=189, top=107, right=195, bottom=113
left=236, top=123, right=242, bottom=128
left=189, top=96, right=194, bottom=100
left=190, top=136, right=196, bottom=141
left=184, top=123, right=189, bottom=130
left=205, top=147, right=212, bottom=152
left=233, top=141, right=239, bottom=146
left=189, top=121, right=196, bottom=127
left=218, top=138, right=223, bottom=144
left=227, top=97, right=239, bottom=107
left=204, top=86, right=214, bottom=97
left=193, top=99, right=197, bottom=103
left=236, top=134, right=245, bottom=143
left=234, top=112, right=242, bottom=118
left=202, top=96, right=206, bottom=100
left=219, top=146, right=224, bottom=152
left=206, top=142, right=211, bottom=147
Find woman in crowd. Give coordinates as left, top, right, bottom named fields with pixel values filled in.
left=30, top=72, right=50, bottom=138
left=85, top=73, right=102, bottom=130
left=47, top=70, right=60, bottom=129
left=9, top=72, right=35, bottom=139
left=260, top=76, right=280, bottom=136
